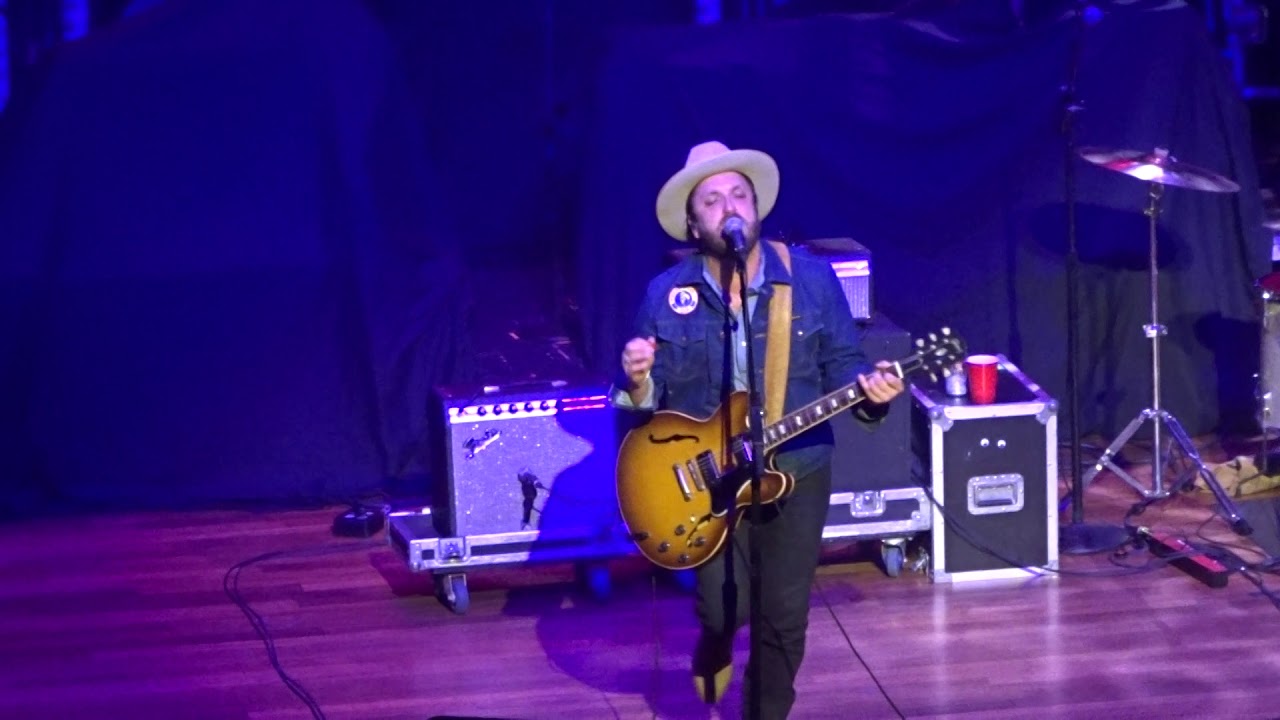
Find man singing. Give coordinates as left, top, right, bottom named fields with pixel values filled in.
left=612, top=141, right=904, bottom=718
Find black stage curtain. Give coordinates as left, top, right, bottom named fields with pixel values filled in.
left=576, top=2, right=1270, bottom=439
left=0, top=0, right=468, bottom=512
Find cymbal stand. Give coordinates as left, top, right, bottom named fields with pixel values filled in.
left=1080, top=181, right=1252, bottom=534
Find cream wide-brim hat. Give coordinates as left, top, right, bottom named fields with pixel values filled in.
left=655, top=141, right=780, bottom=241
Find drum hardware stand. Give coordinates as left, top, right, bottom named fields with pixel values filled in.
left=1259, top=375, right=1276, bottom=475
left=1080, top=178, right=1252, bottom=535
left=1255, top=424, right=1280, bottom=477
left=1256, top=212, right=1280, bottom=474
left=1255, top=299, right=1280, bottom=475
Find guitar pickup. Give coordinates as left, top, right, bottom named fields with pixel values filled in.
left=687, top=460, right=705, bottom=492
left=673, top=464, right=692, bottom=501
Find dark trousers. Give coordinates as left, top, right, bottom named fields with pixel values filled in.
left=694, top=463, right=832, bottom=720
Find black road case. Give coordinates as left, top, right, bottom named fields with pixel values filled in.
left=912, top=356, right=1059, bottom=583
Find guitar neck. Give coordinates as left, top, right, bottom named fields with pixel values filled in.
left=761, top=363, right=906, bottom=453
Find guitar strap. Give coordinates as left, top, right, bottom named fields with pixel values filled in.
left=764, top=241, right=792, bottom=425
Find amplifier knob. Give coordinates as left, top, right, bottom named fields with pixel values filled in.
left=508, top=403, right=519, bottom=413
left=525, top=402, right=535, bottom=412
left=493, top=405, right=503, bottom=415
left=476, top=407, right=487, bottom=416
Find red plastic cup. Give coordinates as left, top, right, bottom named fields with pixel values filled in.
left=965, top=354, right=999, bottom=405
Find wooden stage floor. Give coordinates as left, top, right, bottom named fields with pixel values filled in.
left=4, top=437, right=1280, bottom=719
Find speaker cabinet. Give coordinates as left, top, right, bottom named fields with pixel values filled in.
left=830, top=312, right=913, bottom=493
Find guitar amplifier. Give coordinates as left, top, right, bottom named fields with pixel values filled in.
left=429, top=381, right=625, bottom=540
left=384, top=380, right=636, bottom=613
left=801, top=237, right=872, bottom=320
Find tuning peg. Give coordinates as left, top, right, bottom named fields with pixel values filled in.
left=928, top=332, right=938, bottom=342
left=915, top=338, right=925, bottom=347
left=942, top=327, right=951, bottom=335
left=928, top=372, right=938, bottom=383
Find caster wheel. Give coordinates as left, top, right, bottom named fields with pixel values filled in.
left=881, top=543, right=905, bottom=578
left=668, top=568, right=697, bottom=593
left=576, top=562, right=612, bottom=602
left=435, top=572, right=469, bottom=615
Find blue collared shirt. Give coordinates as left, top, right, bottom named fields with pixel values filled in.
left=612, top=252, right=765, bottom=408
left=707, top=252, right=767, bottom=395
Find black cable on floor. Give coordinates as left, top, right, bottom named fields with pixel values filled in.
left=918, top=481, right=1175, bottom=578
left=812, top=579, right=906, bottom=720
left=223, top=541, right=380, bottom=720
left=1065, top=492, right=1280, bottom=614
left=1183, top=511, right=1280, bottom=613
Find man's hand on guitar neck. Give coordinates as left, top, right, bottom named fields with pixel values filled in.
left=858, top=360, right=905, bottom=406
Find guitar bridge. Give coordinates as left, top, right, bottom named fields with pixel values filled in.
left=695, top=451, right=721, bottom=488
left=731, top=435, right=753, bottom=468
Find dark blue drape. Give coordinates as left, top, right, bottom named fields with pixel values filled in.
left=0, top=0, right=468, bottom=511
left=0, top=1, right=1267, bottom=515
left=575, top=3, right=1269, bottom=439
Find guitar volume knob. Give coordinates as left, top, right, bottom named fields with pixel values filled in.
left=657, top=541, right=670, bottom=553
left=693, top=536, right=707, bottom=547
left=678, top=554, right=690, bottom=565
left=674, top=524, right=686, bottom=536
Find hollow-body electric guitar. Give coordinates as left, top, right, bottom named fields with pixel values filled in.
left=615, top=329, right=965, bottom=570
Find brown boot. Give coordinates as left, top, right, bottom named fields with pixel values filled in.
left=691, top=631, right=734, bottom=704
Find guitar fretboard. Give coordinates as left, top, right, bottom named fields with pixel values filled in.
left=761, top=362, right=913, bottom=452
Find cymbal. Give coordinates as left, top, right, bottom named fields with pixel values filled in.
left=1079, top=146, right=1240, bottom=193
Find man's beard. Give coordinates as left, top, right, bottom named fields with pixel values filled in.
left=699, top=217, right=760, bottom=259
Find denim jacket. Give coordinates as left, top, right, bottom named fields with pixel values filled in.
left=616, top=241, right=883, bottom=478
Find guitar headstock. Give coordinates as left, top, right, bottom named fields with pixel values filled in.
left=910, top=328, right=967, bottom=384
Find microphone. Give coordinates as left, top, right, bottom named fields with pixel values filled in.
left=721, top=216, right=748, bottom=254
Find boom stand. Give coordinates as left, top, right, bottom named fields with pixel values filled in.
left=1057, top=0, right=1131, bottom=554
left=1079, top=182, right=1252, bottom=535
left=734, top=251, right=765, bottom=720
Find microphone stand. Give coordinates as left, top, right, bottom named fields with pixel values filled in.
left=734, top=246, right=764, bottom=720
left=1057, top=1, right=1129, bottom=554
